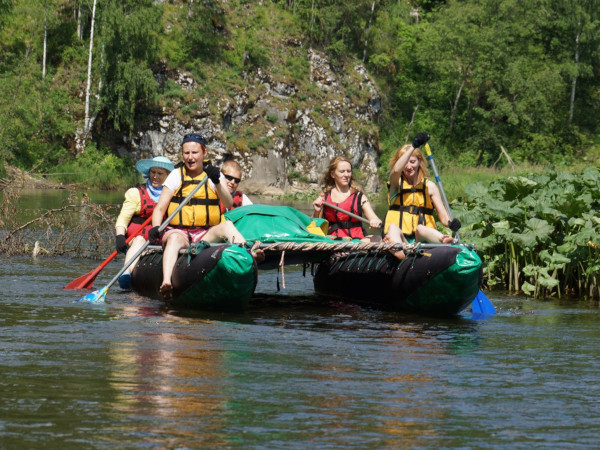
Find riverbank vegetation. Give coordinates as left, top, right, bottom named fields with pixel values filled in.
left=454, top=166, right=600, bottom=300
left=0, top=187, right=115, bottom=258
left=1, top=0, right=599, bottom=186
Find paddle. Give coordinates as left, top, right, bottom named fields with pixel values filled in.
left=78, top=175, right=210, bottom=303
left=471, top=290, right=495, bottom=314
left=322, top=200, right=390, bottom=240
left=323, top=201, right=379, bottom=228
left=64, top=216, right=153, bottom=290
left=421, top=138, right=496, bottom=315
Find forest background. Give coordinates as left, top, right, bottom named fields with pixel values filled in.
left=1, top=0, right=599, bottom=299
left=0, top=0, right=598, bottom=190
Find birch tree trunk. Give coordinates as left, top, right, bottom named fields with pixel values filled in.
left=76, top=1, right=83, bottom=40
left=449, top=77, right=466, bottom=134
left=42, top=0, right=47, bottom=79
left=362, top=0, right=376, bottom=63
left=568, top=20, right=581, bottom=124
left=75, top=0, right=96, bottom=154
left=84, top=0, right=96, bottom=136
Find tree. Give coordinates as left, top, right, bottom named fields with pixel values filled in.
left=98, top=0, right=162, bottom=133
left=83, top=0, right=96, bottom=136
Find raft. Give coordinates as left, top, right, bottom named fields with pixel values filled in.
left=130, top=242, right=258, bottom=311
left=128, top=205, right=483, bottom=316
left=227, top=205, right=483, bottom=316
left=313, top=243, right=483, bottom=316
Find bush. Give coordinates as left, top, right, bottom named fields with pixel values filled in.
left=49, top=144, right=138, bottom=190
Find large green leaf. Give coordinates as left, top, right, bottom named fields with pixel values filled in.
left=464, top=182, right=490, bottom=203
left=509, top=231, right=537, bottom=249
left=525, top=218, right=554, bottom=243
left=521, top=281, right=536, bottom=296
left=503, top=175, right=539, bottom=200
left=539, top=249, right=570, bottom=269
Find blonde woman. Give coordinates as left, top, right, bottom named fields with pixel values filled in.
left=384, top=135, right=460, bottom=243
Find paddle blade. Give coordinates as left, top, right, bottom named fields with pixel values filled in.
left=471, top=290, right=496, bottom=314
left=64, top=270, right=99, bottom=290
left=77, top=286, right=108, bottom=304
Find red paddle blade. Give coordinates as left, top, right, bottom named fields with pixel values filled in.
left=64, top=268, right=100, bottom=290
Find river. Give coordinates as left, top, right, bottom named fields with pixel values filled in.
left=1, top=190, right=599, bottom=447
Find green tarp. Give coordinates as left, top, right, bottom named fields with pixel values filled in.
left=225, top=204, right=334, bottom=243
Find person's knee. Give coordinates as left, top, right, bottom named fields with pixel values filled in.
left=387, top=223, right=401, bottom=241
left=415, top=224, right=427, bottom=239
left=130, top=236, right=145, bottom=246
left=164, top=233, right=187, bottom=250
left=219, top=221, right=242, bottom=241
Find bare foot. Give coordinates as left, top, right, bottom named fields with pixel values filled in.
left=441, top=235, right=454, bottom=244
left=250, top=242, right=265, bottom=264
left=383, top=236, right=405, bottom=261
left=390, top=249, right=405, bottom=261
left=159, top=282, right=173, bottom=300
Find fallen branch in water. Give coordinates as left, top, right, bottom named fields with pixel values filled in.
left=2, top=204, right=83, bottom=242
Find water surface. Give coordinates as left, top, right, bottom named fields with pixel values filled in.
left=1, top=190, right=599, bottom=447
left=1, top=255, right=599, bottom=448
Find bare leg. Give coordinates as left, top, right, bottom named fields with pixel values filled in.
left=202, top=221, right=245, bottom=244
left=160, top=232, right=188, bottom=298
left=360, top=235, right=382, bottom=243
left=383, top=223, right=405, bottom=260
left=203, top=222, right=265, bottom=263
left=122, top=236, right=146, bottom=275
left=415, top=224, right=452, bottom=243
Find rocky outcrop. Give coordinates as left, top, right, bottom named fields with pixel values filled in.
left=122, top=48, right=382, bottom=196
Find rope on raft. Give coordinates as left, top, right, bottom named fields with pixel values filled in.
left=142, top=240, right=473, bottom=256
left=257, top=240, right=472, bottom=255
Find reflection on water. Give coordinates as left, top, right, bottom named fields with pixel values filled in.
left=1, top=191, right=600, bottom=446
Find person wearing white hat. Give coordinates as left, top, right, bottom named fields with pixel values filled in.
left=115, top=156, right=175, bottom=289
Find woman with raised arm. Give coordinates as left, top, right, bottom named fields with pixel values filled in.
left=384, top=133, right=461, bottom=243
left=149, top=133, right=263, bottom=299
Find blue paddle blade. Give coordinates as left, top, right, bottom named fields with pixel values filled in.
left=77, top=286, right=108, bottom=303
left=472, top=290, right=496, bottom=314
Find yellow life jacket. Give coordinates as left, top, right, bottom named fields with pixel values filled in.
left=167, top=166, right=223, bottom=227
left=384, top=177, right=436, bottom=236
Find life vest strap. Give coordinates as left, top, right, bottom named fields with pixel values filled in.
left=171, top=197, right=220, bottom=206
left=130, top=216, right=147, bottom=225
left=389, top=204, right=434, bottom=216
left=328, top=221, right=364, bottom=232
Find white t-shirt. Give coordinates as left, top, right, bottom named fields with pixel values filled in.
left=239, top=193, right=253, bottom=206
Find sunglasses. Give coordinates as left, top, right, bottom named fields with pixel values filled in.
left=222, top=173, right=241, bottom=183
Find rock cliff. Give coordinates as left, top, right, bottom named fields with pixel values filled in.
left=121, top=48, right=382, bottom=196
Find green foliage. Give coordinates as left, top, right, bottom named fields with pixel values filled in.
left=48, top=143, right=137, bottom=189
left=182, top=0, right=226, bottom=63
left=294, top=0, right=377, bottom=58
left=1, top=0, right=599, bottom=187
left=99, top=0, right=162, bottom=133
left=456, top=167, right=600, bottom=299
